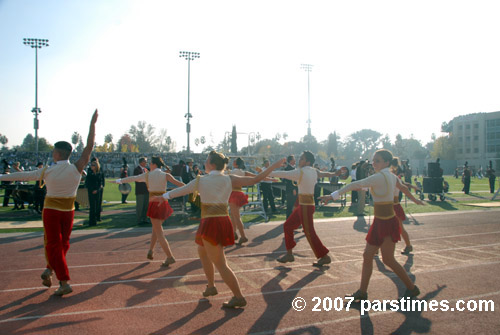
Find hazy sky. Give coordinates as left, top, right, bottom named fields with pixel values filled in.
left=1, top=0, right=500, bottom=152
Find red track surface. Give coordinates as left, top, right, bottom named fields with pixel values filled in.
left=1, top=209, right=499, bottom=334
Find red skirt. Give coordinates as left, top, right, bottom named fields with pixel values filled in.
left=228, top=191, right=249, bottom=207
left=366, top=216, right=401, bottom=246
left=394, top=203, right=406, bottom=221
left=147, top=200, right=173, bottom=221
left=195, top=216, right=235, bottom=247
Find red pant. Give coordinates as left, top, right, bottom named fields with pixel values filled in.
left=42, top=208, right=74, bottom=281
left=284, top=204, right=329, bottom=258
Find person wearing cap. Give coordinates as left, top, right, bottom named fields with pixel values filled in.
left=0, top=110, right=98, bottom=296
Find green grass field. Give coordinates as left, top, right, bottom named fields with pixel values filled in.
left=1, top=175, right=498, bottom=233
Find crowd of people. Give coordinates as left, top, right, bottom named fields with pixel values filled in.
left=0, top=110, right=498, bottom=309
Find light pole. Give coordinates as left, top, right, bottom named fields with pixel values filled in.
left=179, top=51, right=200, bottom=153
left=23, top=38, right=49, bottom=159
left=300, top=64, right=313, bottom=137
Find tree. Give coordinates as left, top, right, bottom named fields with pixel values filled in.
left=301, top=134, right=320, bottom=153
left=393, top=134, right=427, bottom=159
left=381, top=134, right=392, bottom=150
left=345, top=129, right=382, bottom=159
left=76, top=138, right=84, bottom=153
left=71, top=132, right=81, bottom=148
left=0, top=133, right=8, bottom=147
left=326, top=132, right=339, bottom=157
left=431, top=136, right=455, bottom=160
left=129, top=121, right=157, bottom=152
left=157, top=129, right=175, bottom=153
left=103, top=134, right=114, bottom=152
left=231, top=125, right=237, bottom=154
left=118, top=134, right=136, bottom=152
left=104, top=133, right=113, bottom=144
left=393, top=134, right=405, bottom=158
left=17, top=134, right=53, bottom=152
left=254, top=139, right=283, bottom=155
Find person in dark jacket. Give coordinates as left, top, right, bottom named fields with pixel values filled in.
left=134, top=157, right=149, bottom=225
left=486, top=161, right=496, bottom=193
left=283, top=155, right=298, bottom=218
left=85, top=160, right=102, bottom=226
left=34, top=162, right=47, bottom=214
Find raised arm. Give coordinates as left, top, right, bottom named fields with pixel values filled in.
left=230, top=158, right=286, bottom=188
left=75, top=110, right=98, bottom=173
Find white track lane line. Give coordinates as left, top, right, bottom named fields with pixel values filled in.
left=1, top=261, right=499, bottom=324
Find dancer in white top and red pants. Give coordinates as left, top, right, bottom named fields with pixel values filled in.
left=320, top=149, right=423, bottom=301
left=112, top=156, right=184, bottom=267
left=0, top=110, right=98, bottom=296
left=158, top=151, right=285, bottom=308
left=270, top=151, right=341, bottom=267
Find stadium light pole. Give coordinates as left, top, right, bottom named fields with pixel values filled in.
left=300, top=64, right=313, bottom=137
left=179, top=51, right=200, bottom=153
left=23, top=38, right=49, bottom=159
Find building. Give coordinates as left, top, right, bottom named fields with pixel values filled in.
left=443, top=111, right=500, bottom=170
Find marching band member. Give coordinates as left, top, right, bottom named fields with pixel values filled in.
left=228, top=157, right=251, bottom=245
left=270, top=151, right=341, bottom=267
left=390, top=158, right=424, bottom=255
left=227, top=157, right=277, bottom=245
left=0, top=110, right=98, bottom=296
left=320, top=149, right=423, bottom=301
left=111, top=156, right=184, bottom=267
left=157, top=151, right=285, bottom=308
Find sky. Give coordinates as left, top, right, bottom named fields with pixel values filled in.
left=1, top=0, right=500, bottom=153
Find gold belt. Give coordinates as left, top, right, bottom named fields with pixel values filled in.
left=374, top=202, right=395, bottom=219
left=299, top=194, right=315, bottom=205
left=149, top=191, right=164, bottom=198
left=44, top=196, right=76, bottom=211
left=232, top=187, right=243, bottom=192
left=201, top=203, right=229, bottom=218
left=393, top=196, right=400, bottom=204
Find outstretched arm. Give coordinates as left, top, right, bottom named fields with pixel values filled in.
left=109, top=173, right=146, bottom=184
left=397, top=179, right=425, bottom=205
left=75, top=110, right=98, bottom=173
left=230, top=158, right=286, bottom=188
left=166, top=173, right=185, bottom=188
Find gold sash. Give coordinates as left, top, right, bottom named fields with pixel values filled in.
left=374, top=202, right=395, bottom=219
left=298, top=194, right=315, bottom=205
left=393, top=196, right=400, bottom=204
left=149, top=191, right=164, bottom=198
left=44, top=196, right=76, bottom=211
left=201, top=203, right=229, bottom=218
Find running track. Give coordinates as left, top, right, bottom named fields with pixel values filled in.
left=1, top=209, right=499, bottom=334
